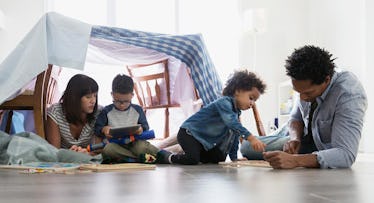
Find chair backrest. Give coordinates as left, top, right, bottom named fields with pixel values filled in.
left=126, top=59, right=179, bottom=109
left=42, top=65, right=61, bottom=120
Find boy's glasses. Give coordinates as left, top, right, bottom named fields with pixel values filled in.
left=113, top=100, right=131, bottom=105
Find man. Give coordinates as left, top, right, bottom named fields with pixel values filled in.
left=241, top=45, right=367, bottom=169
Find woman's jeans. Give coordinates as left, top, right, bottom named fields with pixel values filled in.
left=240, top=124, right=290, bottom=160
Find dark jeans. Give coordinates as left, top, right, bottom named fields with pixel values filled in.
left=171, top=128, right=226, bottom=165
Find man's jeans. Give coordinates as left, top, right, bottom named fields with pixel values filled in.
left=240, top=124, right=290, bottom=160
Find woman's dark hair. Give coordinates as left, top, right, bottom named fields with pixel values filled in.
left=222, top=70, right=266, bottom=96
left=60, top=74, right=98, bottom=125
left=112, top=74, right=134, bottom=94
left=285, top=45, right=336, bottom=84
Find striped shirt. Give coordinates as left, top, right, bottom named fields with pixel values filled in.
left=47, top=103, right=99, bottom=149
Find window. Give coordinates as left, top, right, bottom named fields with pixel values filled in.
left=115, top=0, right=176, bottom=34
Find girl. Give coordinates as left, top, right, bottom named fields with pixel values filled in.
left=45, top=74, right=100, bottom=154
left=159, top=70, right=267, bottom=164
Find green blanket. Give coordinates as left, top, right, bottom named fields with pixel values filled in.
left=0, top=131, right=102, bottom=165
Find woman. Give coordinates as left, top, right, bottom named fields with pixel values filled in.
left=46, top=74, right=101, bottom=154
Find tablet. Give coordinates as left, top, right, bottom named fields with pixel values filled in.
left=109, top=124, right=141, bottom=138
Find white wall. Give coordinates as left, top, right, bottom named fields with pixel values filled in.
left=362, top=0, right=374, bottom=152
left=307, top=0, right=366, bottom=79
left=178, top=0, right=240, bottom=82
left=307, top=0, right=372, bottom=152
left=238, top=0, right=309, bottom=134
left=0, top=0, right=45, bottom=62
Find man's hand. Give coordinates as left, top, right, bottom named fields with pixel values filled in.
left=283, top=140, right=301, bottom=154
left=263, top=151, right=298, bottom=169
left=263, top=151, right=320, bottom=169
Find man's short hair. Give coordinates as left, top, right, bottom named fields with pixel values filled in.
left=285, top=45, right=336, bottom=84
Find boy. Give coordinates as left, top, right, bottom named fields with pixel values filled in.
left=94, top=74, right=163, bottom=163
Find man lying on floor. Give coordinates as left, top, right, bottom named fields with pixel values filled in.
left=241, top=45, right=367, bottom=169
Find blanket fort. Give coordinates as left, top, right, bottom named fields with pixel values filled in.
left=0, top=12, right=222, bottom=106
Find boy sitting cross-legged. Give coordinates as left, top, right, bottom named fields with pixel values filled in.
left=94, top=74, right=170, bottom=164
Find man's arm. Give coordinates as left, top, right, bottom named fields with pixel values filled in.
left=263, top=119, right=320, bottom=169
left=283, top=120, right=304, bottom=154
left=314, top=94, right=367, bottom=168
left=288, top=120, right=304, bottom=141
left=283, top=98, right=305, bottom=154
left=263, top=151, right=319, bottom=169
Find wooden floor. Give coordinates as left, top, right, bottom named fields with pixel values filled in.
left=0, top=153, right=373, bottom=203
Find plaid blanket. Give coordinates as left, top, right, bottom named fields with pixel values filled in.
left=90, top=26, right=222, bottom=105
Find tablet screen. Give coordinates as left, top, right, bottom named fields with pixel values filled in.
left=109, top=124, right=141, bottom=138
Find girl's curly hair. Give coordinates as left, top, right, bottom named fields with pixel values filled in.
left=285, top=45, right=336, bottom=84
left=222, top=70, right=266, bottom=96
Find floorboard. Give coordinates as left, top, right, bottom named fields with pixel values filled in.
left=0, top=153, right=373, bottom=203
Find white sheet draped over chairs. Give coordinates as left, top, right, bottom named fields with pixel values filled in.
left=0, top=65, right=61, bottom=138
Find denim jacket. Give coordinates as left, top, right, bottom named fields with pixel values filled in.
left=181, top=96, right=252, bottom=160
left=218, top=129, right=239, bottom=160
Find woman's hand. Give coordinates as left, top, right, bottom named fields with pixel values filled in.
left=69, top=145, right=79, bottom=151
left=247, top=135, right=266, bottom=152
left=69, top=145, right=89, bottom=154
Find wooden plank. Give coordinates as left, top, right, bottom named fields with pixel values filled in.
left=219, top=160, right=271, bottom=168
left=0, top=162, right=81, bottom=173
left=79, top=163, right=156, bottom=172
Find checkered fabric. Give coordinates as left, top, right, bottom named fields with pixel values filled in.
left=90, top=26, right=222, bottom=105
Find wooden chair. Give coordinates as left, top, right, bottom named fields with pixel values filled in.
left=0, top=64, right=60, bottom=138
left=252, top=103, right=266, bottom=136
left=126, top=59, right=180, bottom=139
left=43, top=65, right=61, bottom=117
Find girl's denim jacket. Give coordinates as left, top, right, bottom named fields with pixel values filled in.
left=181, top=96, right=252, bottom=160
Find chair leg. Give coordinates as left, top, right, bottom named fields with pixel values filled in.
left=33, top=108, right=45, bottom=139
left=5, top=110, right=13, bottom=134
left=164, top=108, right=169, bottom=138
